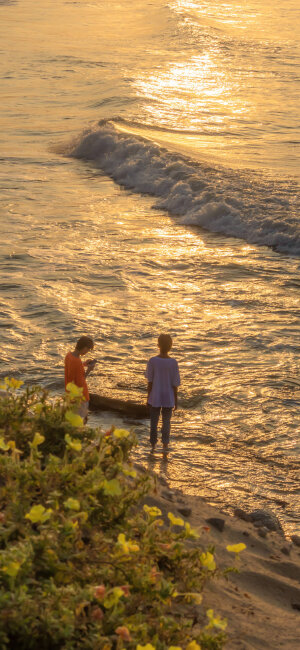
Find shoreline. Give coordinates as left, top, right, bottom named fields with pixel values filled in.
left=143, top=472, right=300, bottom=649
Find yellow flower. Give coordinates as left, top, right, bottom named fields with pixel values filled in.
left=123, top=468, right=137, bottom=478
left=226, top=543, right=246, bottom=554
left=184, top=522, right=199, bottom=538
left=1, top=561, right=22, bottom=578
left=0, top=438, right=9, bottom=452
left=66, top=382, right=83, bottom=398
left=25, top=504, right=52, bottom=524
left=103, top=586, right=125, bottom=609
left=206, top=609, right=227, bottom=631
left=31, top=433, right=45, bottom=448
left=200, top=552, right=216, bottom=571
left=4, top=377, right=23, bottom=390
left=168, top=512, right=184, bottom=527
left=102, top=479, right=122, bottom=497
left=136, top=645, right=156, bottom=650
left=7, top=440, right=22, bottom=456
left=169, top=647, right=182, bottom=650
left=117, top=533, right=129, bottom=553
left=65, top=410, right=84, bottom=428
left=143, top=504, right=162, bottom=518
left=64, top=434, right=82, bottom=452
left=186, top=642, right=201, bottom=650
left=33, top=403, right=43, bottom=414
left=64, top=498, right=80, bottom=511
left=117, top=533, right=139, bottom=554
left=184, top=593, right=203, bottom=605
left=66, top=519, right=78, bottom=531
left=113, top=428, right=130, bottom=439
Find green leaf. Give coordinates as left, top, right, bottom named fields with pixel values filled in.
left=102, top=479, right=122, bottom=497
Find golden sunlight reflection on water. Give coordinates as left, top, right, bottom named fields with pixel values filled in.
left=128, top=0, right=300, bottom=172
left=134, top=52, right=244, bottom=132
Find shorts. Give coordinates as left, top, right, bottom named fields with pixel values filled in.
left=78, top=400, right=89, bottom=419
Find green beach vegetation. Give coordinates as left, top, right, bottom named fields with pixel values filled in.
left=0, top=379, right=233, bottom=649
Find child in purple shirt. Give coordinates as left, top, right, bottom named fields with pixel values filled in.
left=145, top=334, right=180, bottom=452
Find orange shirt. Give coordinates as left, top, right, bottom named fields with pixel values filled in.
left=64, top=352, right=89, bottom=401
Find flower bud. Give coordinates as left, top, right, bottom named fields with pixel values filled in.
left=94, top=585, right=106, bottom=600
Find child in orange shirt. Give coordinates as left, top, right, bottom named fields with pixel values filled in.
left=64, top=336, right=97, bottom=421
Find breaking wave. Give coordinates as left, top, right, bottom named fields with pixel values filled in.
left=71, top=123, right=300, bottom=255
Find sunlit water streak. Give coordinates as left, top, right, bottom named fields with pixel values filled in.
left=131, top=0, right=300, bottom=173
left=0, top=0, right=299, bottom=535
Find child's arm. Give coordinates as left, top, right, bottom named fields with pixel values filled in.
left=84, top=360, right=97, bottom=377
left=173, top=360, right=180, bottom=410
left=173, top=386, right=178, bottom=410
left=145, top=358, right=153, bottom=405
left=147, top=382, right=152, bottom=405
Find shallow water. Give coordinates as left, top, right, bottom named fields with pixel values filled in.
left=1, top=0, right=299, bottom=535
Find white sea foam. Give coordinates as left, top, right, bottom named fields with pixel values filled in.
left=71, top=124, right=300, bottom=255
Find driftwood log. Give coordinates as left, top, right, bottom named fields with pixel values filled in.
left=89, top=393, right=150, bottom=419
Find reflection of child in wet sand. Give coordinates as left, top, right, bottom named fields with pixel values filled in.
left=64, top=336, right=97, bottom=422
left=145, top=334, right=180, bottom=453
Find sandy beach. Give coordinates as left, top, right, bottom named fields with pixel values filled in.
left=142, top=473, right=300, bottom=649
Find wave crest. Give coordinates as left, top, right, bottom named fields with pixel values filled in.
left=71, top=124, right=299, bottom=255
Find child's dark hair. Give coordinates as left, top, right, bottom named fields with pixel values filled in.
left=75, top=336, right=94, bottom=351
left=158, top=334, right=172, bottom=354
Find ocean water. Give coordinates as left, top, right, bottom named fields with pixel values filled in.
left=1, top=0, right=299, bottom=535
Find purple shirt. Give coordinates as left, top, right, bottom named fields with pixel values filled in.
left=145, top=356, right=180, bottom=407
